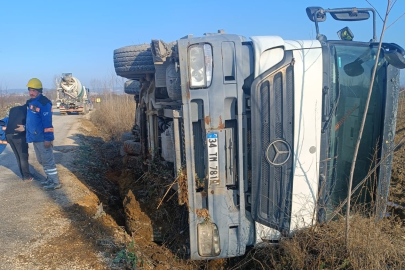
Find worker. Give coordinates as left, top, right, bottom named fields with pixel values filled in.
left=26, top=78, right=61, bottom=190
left=2, top=105, right=32, bottom=181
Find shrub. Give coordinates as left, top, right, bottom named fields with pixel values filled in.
left=90, top=93, right=136, bottom=141
left=230, top=213, right=405, bottom=270
left=0, top=93, right=28, bottom=118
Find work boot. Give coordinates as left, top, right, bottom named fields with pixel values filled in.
left=44, top=183, right=62, bottom=190
left=40, top=178, right=51, bottom=186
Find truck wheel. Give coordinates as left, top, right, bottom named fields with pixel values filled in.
left=114, top=44, right=155, bottom=80
left=123, top=140, right=142, bottom=155
left=121, top=132, right=135, bottom=142
left=124, top=80, right=140, bottom=95
left=119, top=146, right=126, bottom=157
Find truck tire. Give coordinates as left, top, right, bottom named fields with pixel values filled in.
left=166, top=64, right=182, bottom=100
left=121, top=132, right=135, bottom=142
left=123, top=140, right=142, bottom=155
left=124, top=80, right=140, bottom=95
left=114, top=44, right=155, bottom=80
left=120, top=146, right=126, bottom=157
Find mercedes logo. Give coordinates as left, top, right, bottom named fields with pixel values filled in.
left=266, top=140, right=291, bottom=166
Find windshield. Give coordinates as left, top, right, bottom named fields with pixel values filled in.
left=324, top=44, right=386, bottom=218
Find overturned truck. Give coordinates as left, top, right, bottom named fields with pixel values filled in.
left=114, top=7, right=405, bottom=260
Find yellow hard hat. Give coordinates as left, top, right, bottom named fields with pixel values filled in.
left=26, top=78, right=43, bottom=90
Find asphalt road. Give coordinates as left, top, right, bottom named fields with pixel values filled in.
left=0, top=107, right=81, bottom=183
left=0, top=108, right=86, bottom=269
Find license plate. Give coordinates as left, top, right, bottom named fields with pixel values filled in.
left=207, top=133, right=219, bottom=185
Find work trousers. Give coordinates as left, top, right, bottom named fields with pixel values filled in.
left=5, top=134, right=30, bottom=179
left=33, top=142, right=60, bottom=184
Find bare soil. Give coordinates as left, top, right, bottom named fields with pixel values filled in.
left=69, top=119, right=205, bottom=269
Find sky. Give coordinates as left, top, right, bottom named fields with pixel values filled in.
left=0, top=0, right=404, bottom=91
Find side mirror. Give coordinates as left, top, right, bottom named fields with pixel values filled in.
left=330, top=9, right=370, bottom=21
left=306, top=7, right=377, bottom=42
left=306, top=7, right=326, bottom=22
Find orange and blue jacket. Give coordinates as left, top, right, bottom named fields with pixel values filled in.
left=0, top=117, right=8, bottom=154
left=26, top=94, right=55, bottom=142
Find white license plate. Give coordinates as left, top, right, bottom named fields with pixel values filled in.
left=207, top=133, right=219, bottom=185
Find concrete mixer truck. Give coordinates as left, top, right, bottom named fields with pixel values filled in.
left=114, top=6, right=405, bottom=260
left=56, top=73, right=90, bottom=115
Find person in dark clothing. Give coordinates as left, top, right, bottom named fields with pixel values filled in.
left=5, top=105, right=32, bottom=181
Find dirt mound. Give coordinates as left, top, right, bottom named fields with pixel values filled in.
left=105, top=165, right=197, bottom=268
left=123, top=189, right=153, bottom=242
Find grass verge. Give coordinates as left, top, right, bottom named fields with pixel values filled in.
left=90, top=93, right=135, bottom=141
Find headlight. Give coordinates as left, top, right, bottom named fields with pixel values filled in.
left=189, top=44, right=213, bottom=88
left=197, top=222, right=221, bottom=257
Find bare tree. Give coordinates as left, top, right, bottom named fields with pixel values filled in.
left=345, top=0, right=399, bottom=245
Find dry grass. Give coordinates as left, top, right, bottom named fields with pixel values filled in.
left=0, top=94, right=28, bottom=118
left=229, top=213, right=405, bottom=270
left=177, top=167, right=189, bottom=206
left=90, top=93, right=136, bottom=141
